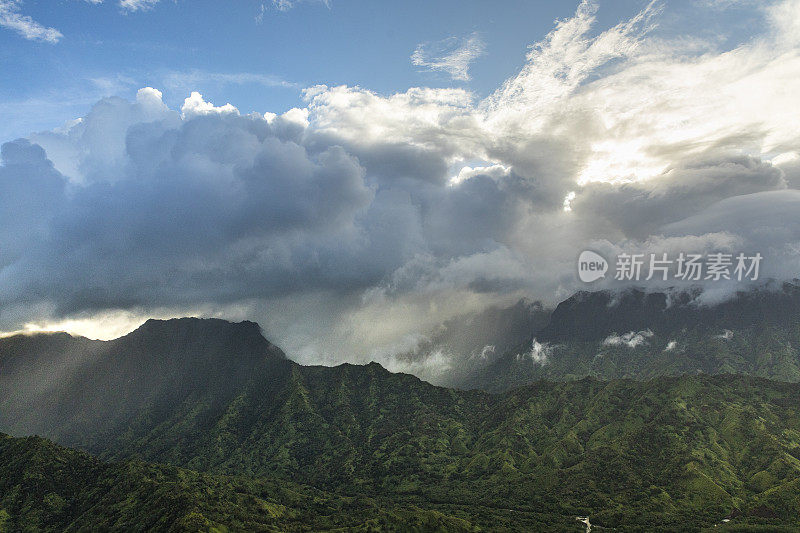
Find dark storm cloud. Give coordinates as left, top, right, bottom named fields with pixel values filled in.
left=0, top=90, right=540, bottom=326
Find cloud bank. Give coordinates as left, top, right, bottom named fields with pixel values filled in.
left=2, top=0, right=800, bottom=370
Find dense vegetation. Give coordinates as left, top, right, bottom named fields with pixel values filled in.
left=2, top=289, right=800, bottom=531
left=3, top=361, right=800, bottom=528
left=463, top=285, right=800, bottom=391
left=0, top=434, right=484, bottom=532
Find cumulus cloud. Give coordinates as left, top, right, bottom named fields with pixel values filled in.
left=411, top=33, right=486, bottom=81
left=3, top=0, right=800, bottom=371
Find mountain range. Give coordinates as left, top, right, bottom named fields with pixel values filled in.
left=2, top=288, right=800, bottom=531
left=459, top=283, right=800, bottom=391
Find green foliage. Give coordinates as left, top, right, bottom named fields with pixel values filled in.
left=0, top=434, right=482, bottom=532
left=3, top=312, right=800, bottom=531
left=6, top=371, right=798, bottom=531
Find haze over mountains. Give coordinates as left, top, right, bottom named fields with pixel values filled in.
left=387, top=282, right=800, bottom=391
left=2, top=287, right=800, bottom=530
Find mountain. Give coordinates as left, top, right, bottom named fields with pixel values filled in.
left=395, top=298, right=551, bottom=387
left=0, top=312, right=800, bottom=531
left=0, top=318, right=286, bottom=451
left=0, top=433, right=481, bottom=532
left=2, top=317, right=800, bottom=530
left=460, top=284, right=800, bottom=391
left=538, top=283, right=800, bottom=342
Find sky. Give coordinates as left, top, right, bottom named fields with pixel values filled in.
left=0, top=0, right=590, bottom=142
left=1, top=0, right=800, bottom=376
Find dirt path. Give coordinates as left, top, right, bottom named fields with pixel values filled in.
left=576, top=516, right=591, bottom=532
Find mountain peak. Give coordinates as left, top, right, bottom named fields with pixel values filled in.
left=136, top=317, right=263, bottom=335
left=538, top=284, right=800, bottom=343
left=126, top=317, right=282, bottom=355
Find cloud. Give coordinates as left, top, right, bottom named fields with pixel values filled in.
left=0, top=0, right=62, bottom=43
left=3, top=0, right=800, bottom=372
left=161, top=69, right=298, bottom=95
left=270, top=0, right=330, bottom=13
left=255, top=3, right=266, bottom=23
left=574, top=154, right=787, bottom=239
left=603, top=330, right=654, bottom=348
left=118, top=0, right=161, bottom=11
left=411, top=33, right=486, bottom=81
left=516, top=339, right=552, bottom=365
left=0, top=0, right=169, bottom=44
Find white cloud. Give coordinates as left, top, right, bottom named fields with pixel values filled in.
left=0, top=0, right=169, bottom=44
left=716, top=329, right=734, bottom=340
left=270, top=0, right=330, bottom=12
left=766, top=0, right=800, bottom=46
left=255, top=2, right=266, bottom=23
left=603, top=330, right=654, bottom=348
left=0, top=0, right=62, bottom=43
left=516, top=339, right=551, bottom=365
left=180, top=91, right=239, bottom=118
left=77, top=0, right=164, bottom=10
left=161, top=69, right=298, bottom=94
left=119, top=0, right=161, bottom=11
left=411, top=33, right=486, bottom=81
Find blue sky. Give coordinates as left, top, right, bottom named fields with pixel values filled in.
left=0, top=0, right=761, bottom=142
left=0, top=0, right=570, bottom=140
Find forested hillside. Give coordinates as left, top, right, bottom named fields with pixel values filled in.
left=462, top=285, right=800, bottom=391
left=2, top=316, right=800, bottom=531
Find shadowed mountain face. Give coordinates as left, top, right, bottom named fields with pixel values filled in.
left=459, top=284, right=800, bottom=392
left=0, top=318, right=286, bottom=450
left=395, top=298, right=551, bottom=386
left=538, top=283, right=800, bottom=343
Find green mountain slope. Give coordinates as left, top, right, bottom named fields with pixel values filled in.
left=3, top=315, right=800, bottom=531
left=462, top=285, right=800, bottom=391
left=0, top=433, right=498, bottom=532
left=113, top=372, right=800, bottom=531
left=4, top=373, right=800, bottom=531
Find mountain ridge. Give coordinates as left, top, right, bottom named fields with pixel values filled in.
left=3, top=373, right=800, bottom=531
left=3, top=303, right=800, bottom=530
left=459, top=284, right=800, bottom=391
left=0, top=317, right=287, bottom=450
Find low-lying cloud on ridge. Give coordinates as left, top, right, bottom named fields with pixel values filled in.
left=2, top=0, right=800, bottom=372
